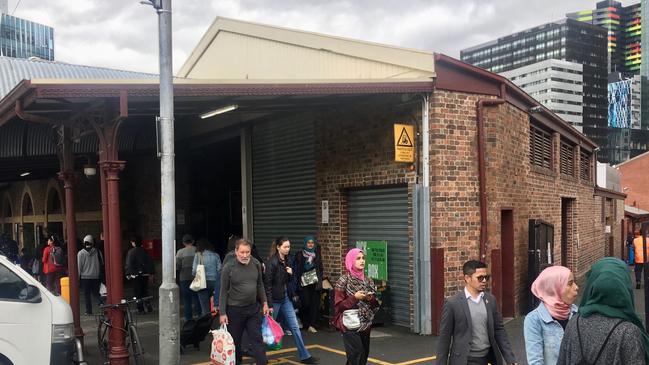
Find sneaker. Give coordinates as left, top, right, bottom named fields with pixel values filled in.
left=300, top=356, right=318, bottom=364
left=284, top=330, right=292, bottom=336
left=84, top=312, right=93, bottom=316
left=307, top=326, right=317, bottom=333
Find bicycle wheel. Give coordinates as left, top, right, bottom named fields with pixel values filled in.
left=96, top=318, right=109, bottom=361
left=128, top=324, right=145, bottom=365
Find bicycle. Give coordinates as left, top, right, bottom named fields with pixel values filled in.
left=96, top=296, right=153, bottom=365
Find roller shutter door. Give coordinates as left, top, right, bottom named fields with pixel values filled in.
left=251, top=116, right=316, bottom=259
left=348, top=186, right=410, bottom=327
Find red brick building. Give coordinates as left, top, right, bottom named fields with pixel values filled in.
left=618, top=150, right=649, bottom=212
left=0, top=18, right=623, bottom=335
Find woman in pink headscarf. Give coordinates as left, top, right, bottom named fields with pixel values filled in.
left=332, top=248, right=379, bottom=365
left=524, top=265, right=579, bottom=365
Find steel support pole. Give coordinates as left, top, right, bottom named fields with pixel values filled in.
left=156, top=0, right=180, bottom=362
left=103, top=161, right=129, bottom=365
left=420, top=95, right=432, bottom=335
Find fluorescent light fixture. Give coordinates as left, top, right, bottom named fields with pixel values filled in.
left=20, top=172, right=30, bottom=177
left=200, top=104, right=238, bottom=119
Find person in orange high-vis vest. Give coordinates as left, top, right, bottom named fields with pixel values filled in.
left=633, top=232, right=649, bottom=289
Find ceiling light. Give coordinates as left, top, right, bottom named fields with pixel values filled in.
left=20, top=172, right=30, bottom=177
left=200, top=105, right=238, bottom=119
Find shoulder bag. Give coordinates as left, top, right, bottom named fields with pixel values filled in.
left=300, top=269, right=318, bottom=287
left=190, top=253, right=207, bottom=292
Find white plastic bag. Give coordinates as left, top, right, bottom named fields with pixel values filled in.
left=210, top=324, right=236, bottom=365
left=190, top=254, right=207, bottom=292
left=99, top=283, right=107, bottom=297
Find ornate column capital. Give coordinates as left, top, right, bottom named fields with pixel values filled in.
left=57, top=170, right=79, bottom=189
left=100, top=161, right=126, bottom=180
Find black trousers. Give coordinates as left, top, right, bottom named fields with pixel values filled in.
left=342, top=329, right=371, bottom=365
left=80, top=278, right=102, bottom=314
left=299, top=284, right=320, bottom=329
left=467, top=356, right=489, bottom=365
left=226, top=303, right=268, bottom=365
left=635, top=263, right=644, bottom=284
left=133, top=276, right=152, bottom=313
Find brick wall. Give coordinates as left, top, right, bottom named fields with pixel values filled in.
left=431, top=90, right=608, bottom=315
left=314, top=101, right=418, bottom=325
left=618, top=152, right=649, bottom=211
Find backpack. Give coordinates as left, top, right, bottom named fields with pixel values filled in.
left=51, top=246, right=66, bottom=267
left=576, top=316, right=624, bottom=365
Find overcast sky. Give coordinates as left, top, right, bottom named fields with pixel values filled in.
left=7, top=0, right=638, bottom=75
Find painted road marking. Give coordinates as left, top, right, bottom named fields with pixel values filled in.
left=191, top=344, right=436, bottom=365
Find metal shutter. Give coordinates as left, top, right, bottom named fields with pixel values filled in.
left=347, top=186, right=410, bottom=327
left=251, top=116, right=316, bottom=260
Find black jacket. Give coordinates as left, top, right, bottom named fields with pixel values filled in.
left=264, top=254, right=296, bottom=303
left=125, top=247, right=154, bottom=276
left=292, top=246, right=324, bottom=291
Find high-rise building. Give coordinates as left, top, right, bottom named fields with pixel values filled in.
left=501, top=59, right=585, bottom=131
left=567, top=1, right=642, bottom=76
left=0, top=4, right=54, bottom=60
left=461, top=19, right=610, bottom=160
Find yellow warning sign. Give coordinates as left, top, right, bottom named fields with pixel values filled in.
left=394, top=123, right=414, bottom=162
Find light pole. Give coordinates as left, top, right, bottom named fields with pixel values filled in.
left=142, top=0, right=179, bottom=363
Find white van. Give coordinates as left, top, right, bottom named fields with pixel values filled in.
left=0, top=254, right=85, bottom=365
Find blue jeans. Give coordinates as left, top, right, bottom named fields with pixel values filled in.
left=198, top=280, right=217, bottom=316
left=272, top=296, right=311, bottom=360
left=179, top=280, right=200, bottom=321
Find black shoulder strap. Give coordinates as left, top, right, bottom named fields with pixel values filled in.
left=577, top=316, right=625, bottom=365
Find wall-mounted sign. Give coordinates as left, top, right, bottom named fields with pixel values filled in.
left=394, top=123, right=414, bottom=163
left=355, top=240, right=388, bottom=281
left=321, top=200, right=329, bottom=224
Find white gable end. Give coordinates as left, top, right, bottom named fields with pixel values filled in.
left=178, top=17, right=435, bottom=80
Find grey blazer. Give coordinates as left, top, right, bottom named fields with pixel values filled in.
left=435, top=290, right=516, bottom=365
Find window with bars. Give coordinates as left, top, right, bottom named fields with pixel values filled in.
left=529, top=125, right=553, bottom=169
left=580, top=150, right=592, bottom=181
left=560, top=141, right=574, bottom=176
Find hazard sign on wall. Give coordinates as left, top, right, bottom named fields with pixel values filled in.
left=393, top=123, right=414, bottom=162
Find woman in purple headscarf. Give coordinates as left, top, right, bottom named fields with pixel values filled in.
left=332, top=248, right=379, bottom=365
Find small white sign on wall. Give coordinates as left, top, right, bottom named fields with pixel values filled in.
left=605, top=225, right=611, bottom=234
left=321, top=200, right=329, bottom=224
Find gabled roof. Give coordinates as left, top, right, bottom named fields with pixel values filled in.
left=177, top=17, right=435, bottom=80
left=0, top=56, right=157, bottom=100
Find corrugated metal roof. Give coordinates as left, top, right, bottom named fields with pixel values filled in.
left=0, top=56, right=157, bottom=100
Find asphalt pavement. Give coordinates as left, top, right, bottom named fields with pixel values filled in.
left=76, top=266, right=648, bottom=365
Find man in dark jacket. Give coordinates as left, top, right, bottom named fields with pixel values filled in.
left=125, top=236, right=154, bottom=314
left=436, top=260, right=517, bottom=365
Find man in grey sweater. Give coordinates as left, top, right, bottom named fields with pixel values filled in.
left=176, top=234, right=199, bottom=321
left=220, top=238, right=269, bottom=365
left=436, top=260, right=517, bottom=365
left=77, top=235, right=103, bottom=315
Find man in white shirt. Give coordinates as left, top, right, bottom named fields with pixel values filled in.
left=435, top=260, right=517, bottom=365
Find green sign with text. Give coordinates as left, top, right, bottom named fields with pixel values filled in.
left=355, top=240, right=388, bottom=281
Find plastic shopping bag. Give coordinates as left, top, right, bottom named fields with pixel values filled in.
left=210, top=324, right=236, bottom=365
left=261, top=314, right=284, bottom=349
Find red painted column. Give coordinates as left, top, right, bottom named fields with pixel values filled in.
left=99, top=162, right=112, bottom=295
left=102, top=160, right=129, bottom=365
left=58, top=171, right=84, bottom=343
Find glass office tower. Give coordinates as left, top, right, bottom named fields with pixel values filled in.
left=0, top=12, right=54, bottom=60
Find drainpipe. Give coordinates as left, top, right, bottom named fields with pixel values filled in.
left=475, top=97, right=505, bottom=261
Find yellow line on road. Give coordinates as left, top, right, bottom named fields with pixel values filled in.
left=394, top=355, right=437, bottom=365
left=191, top=344, right=435, bottom=365
left=309, top=344, right=394, bottom=365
